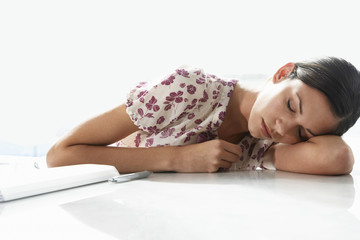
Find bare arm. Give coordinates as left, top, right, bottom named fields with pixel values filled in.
left=264, top=135, right=354, bottom=175
left=47, top=104, right=242, bottom=173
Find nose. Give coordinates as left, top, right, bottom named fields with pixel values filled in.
left=273, top=118, right=296, bottom=137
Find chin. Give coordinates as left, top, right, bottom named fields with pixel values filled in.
left=247, top=126, right=258, bottom=138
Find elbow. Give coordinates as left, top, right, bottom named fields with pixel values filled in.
left=330, top=144, right=354, bottom=175
left=46, top=143, right=68, bottom=168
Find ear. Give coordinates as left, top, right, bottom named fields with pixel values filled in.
left=273, top=62, right=296, bottom=84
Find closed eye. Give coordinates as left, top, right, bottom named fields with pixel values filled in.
left=287, top=99, right=295, bottom=113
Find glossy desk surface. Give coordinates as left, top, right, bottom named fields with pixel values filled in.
left=1, top=164, right=360, bottom=240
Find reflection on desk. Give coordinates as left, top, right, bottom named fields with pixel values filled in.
left=59, top=171, right=359, bottom=240
left=0, top=170, right=359, bottom=240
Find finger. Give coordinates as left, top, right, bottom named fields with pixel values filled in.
left=220, top=150, right=240, bottom=163
left=218, top=160, right=233, bottom=169
left=220, top=140, right=243, bottom=156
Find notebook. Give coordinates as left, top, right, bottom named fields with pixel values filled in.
left=0, top=164, right=120, bottom=202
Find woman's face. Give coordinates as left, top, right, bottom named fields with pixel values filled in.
left=248, top=77, right=339, bottom=144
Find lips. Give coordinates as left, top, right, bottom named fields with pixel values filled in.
left=260, top=119, right=272, bottom=139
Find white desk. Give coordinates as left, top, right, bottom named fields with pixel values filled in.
left=1, top=168, right=360, bottom=240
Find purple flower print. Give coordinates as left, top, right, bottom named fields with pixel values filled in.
left=136, top=82, right=147, bottom=88
left=185, top=99, right=198, bottom=111
left=199, top=90, right=209, bottom=102
left=195, top=119, right=203, bottom=125
left=219, top=79, right=228, bottom=87
left=248, top=142, right=256, bottom=157
left=145, top=138, right=154, bottom=147
left=257, top=147, right=265, bottom=161
left=227, top=89, right=233, bottom=98
left=138, top=108, right=144, bottom=117
left=157, top=116, right=165, bottom=125
left=206, top=121, right=213, bottom=131
left=135, top=133, right=141, bottom=147
left=161, top=75, right=175, bottom=86
left=146, top=96, right=160, bottom=112
left=166, top=91, right=184, bottom=103
left=164, top=91, right=183, bottom=111
left=196, top=77, right=205, bottom=85
left=173, top=92, right=184, bottom=103
left=137, top=90, right=148, bottom=99
left=177, top=112, right=188, bottom=121
left=219, top=111, right=225, bottom=121
left=147, top=126, right=160, bottom=135
left=195, top=125, right=203, bottom=130
left=138, top=108, right=153, bottom=118
left=228, top=79, right=237, bottom=86
left=176, top=69, right=190, bottom=78
left=240, top=145, right=245, bottom=154
left=180, top=83, right=186, bottom=88
left=160, top=128, right=175, bottom=138
left=197, top=132, right=208, bottom=143
left=181, top=125, right=186, bottom=132
left=184, top=131, right=196, bottom=143
left=175, top=125, right=187, bottom=138
left=196, top=131, right=217, bottom=143
left=188, top=113, right=195, bottom=120
left=126, top=99, right=133, bottom=107
left=194, top=70, right=202, bottom=75
left=207, top=73, right=216, bottom=79
left=212, top=103, right=219, bottom=111
left=144, top=113, right=154, bottom=118
left=164, top=102, right=172, bottom=111
left=213, top=90, right=219, bottom=100
left=187, top=84, right=197, bottom=94
left=137, top=91, right=148, bottom=103
left=242, top=139, right=249, bottom=150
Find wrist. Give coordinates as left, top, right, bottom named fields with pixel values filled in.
left=167, top=146, right=184, bottom=172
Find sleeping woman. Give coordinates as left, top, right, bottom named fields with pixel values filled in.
left=47, top=57, right=360, bottom=175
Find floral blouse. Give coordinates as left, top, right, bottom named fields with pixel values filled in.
left=117, top=66, right=274, bottom=170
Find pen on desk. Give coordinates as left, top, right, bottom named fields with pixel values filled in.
left=108, top=170, right=152, bottom=183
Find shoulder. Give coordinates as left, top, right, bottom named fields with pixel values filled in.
left=124, top=66, right=237, bottom=133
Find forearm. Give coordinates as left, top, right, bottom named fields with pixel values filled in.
left=47, top=144, right=179, bottom=174
left=47, top=138, right=243, bottom=174
left=264, top=135, right=354, bottom=175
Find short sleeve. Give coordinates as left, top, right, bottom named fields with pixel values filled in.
left=125, top=67, right=209, bottom=134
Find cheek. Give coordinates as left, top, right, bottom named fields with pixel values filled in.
left=253, top=96, right=275, bottom=118
left=270, top=99, right=283, bottom=115
left=250, top=95, right=283, bottom=129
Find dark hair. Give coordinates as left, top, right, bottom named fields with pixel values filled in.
left=288, top=57, right=360, bottom=136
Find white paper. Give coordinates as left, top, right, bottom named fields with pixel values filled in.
left=0, top=164, right=119, bottom=202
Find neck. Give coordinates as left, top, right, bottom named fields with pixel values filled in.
left=222, top=83, right=258, bottom=135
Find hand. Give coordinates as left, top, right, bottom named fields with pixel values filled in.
left=174, top=139, right=243, bottom=173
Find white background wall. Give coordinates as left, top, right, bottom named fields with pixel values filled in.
left=1, top=0, right=359, bottom=153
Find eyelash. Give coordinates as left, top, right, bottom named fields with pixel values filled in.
left=287, top=99, right=295, bottom=113
left=288, top=99, right=306, bottom=141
